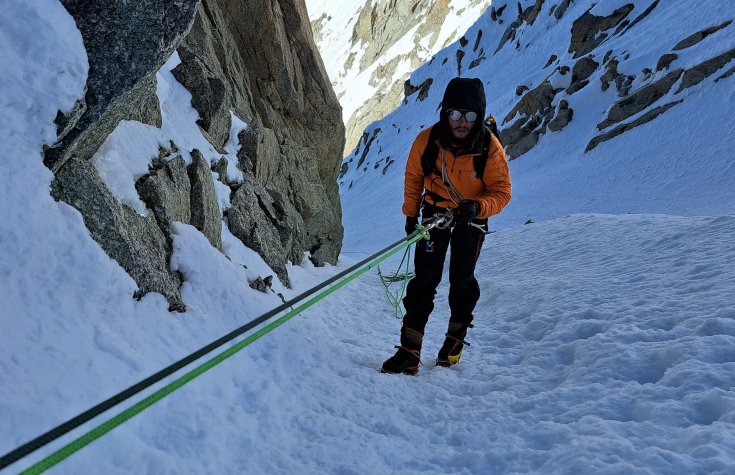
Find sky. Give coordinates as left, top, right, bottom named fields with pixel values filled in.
left=1, top=0, right=734, bottom=473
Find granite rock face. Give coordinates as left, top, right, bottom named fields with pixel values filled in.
left=46, top=0, right=344, bottom=308
left=175, top=0, right=345, bottom=279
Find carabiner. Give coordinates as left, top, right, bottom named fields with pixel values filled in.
left=432, top=209, right=455, bottom=230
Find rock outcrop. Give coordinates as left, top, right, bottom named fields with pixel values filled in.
left=588, top=46, right=735, bottom=151
left=500, top=81, right=560, bottom=159
left=673, top=21, right=732, bottom=51
left=597, top=69, right=684, bottom=130
left=404, top=77, right=434, bottom=103
left=567, top=56, right=600, bottom=94
left=568, top=4, right=634, bottom=58
left=52, top=158, right=185, bottom=311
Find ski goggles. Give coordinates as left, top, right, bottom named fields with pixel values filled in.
left=447, top=109, right=478, bottom=122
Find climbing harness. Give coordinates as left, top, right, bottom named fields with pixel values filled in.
left=1, top=215, right=451, bottom=475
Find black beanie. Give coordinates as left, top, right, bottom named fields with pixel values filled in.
left=441, top=77, right=486, bottom=117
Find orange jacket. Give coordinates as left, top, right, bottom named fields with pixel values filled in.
left=402, top=126, right=512, bottom=219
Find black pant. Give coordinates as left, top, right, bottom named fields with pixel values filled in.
left=401, top=205, right=486, bottom=348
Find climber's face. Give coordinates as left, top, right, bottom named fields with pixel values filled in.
left=447, top=109, right=477, bottom=140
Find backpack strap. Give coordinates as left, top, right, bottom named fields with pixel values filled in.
left=473, top=116, right=504, bottom=178
left=473, top=125, right=492, bottom=179
left=420, top=123, right=441, bottom=176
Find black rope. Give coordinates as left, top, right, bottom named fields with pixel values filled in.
left=0, top=233, right=417, bottom=470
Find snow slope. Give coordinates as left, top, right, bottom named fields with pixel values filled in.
left=1, top=0, right=734, bottom=473
left=338, top=0, right=735, bottom=251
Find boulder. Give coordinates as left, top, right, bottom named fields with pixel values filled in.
left=188, top=150, right=222, bottom=250
left=567, top=56, right=600, bottom=94
left=136, top=156, right=192, bottom=235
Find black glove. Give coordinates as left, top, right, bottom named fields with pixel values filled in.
left=456, top=200, right=480, bottom=224
left=405, top=216, right=419, bottom=236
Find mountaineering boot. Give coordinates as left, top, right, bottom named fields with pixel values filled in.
left=381, top=346, right=421, bottom=375
left=436, top=319, right=473, bottom=367
left=381, top=324, right=423, bottom=374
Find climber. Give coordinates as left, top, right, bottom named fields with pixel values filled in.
left=381, top=77, right=512, bottom=375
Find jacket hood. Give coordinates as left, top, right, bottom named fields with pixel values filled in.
left=439, top=77, right=487, bottom=144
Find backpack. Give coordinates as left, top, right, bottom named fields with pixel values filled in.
left=420, top=115, right=501, bottom=179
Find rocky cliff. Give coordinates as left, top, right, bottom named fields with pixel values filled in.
left=48, top=0, right=344, bottom=310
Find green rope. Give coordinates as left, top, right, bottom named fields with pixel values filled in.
left=377, top=243, right=414, bottom=319
left=19, top=230, right=428, bottom=475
